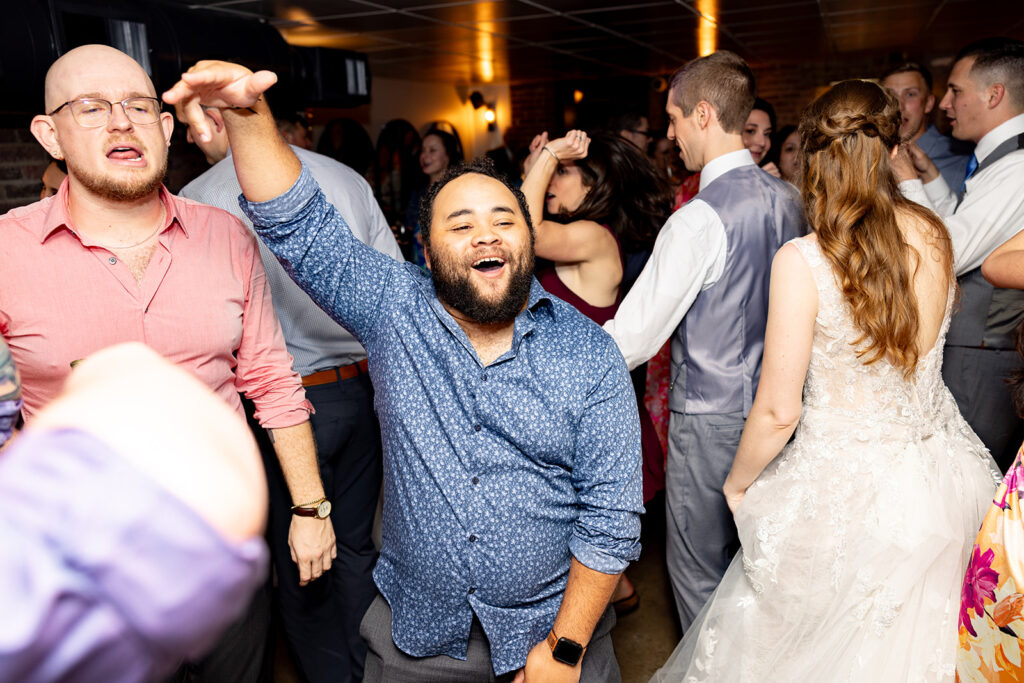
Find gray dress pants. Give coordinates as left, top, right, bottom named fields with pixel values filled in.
left=360, top=593, right=620, bottom=682
left=943, top=345, right=1024, bottom=472
left=665, top=410, right=744, bottom=631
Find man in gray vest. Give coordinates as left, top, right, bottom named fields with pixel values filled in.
left=899, top=37, right=1024, bottom=471
left=603, top=51, right=805, bottom=629
left=178, top=104, right=402, bottom=683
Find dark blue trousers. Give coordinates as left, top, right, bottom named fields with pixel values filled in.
left=263, top=372, right=383, bottom=683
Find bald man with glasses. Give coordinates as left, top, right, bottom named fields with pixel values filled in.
left=0, top=44, right=334, bottom=683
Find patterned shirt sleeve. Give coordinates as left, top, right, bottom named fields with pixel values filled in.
left=240, top=165, right=400, bottom=347
left=568, top=342, right=644, bottom=573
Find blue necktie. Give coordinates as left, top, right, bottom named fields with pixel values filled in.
left=960, top=153, right=978, bottom=194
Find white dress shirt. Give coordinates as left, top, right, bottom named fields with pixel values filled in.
left=181, top=146, right=403, bottom=374
left=604, top=149, right=754, bottom=370
left=900, top=113, right=1024, bottom=275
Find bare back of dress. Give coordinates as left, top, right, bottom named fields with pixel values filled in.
left=653, top=236, right=999, bottom=683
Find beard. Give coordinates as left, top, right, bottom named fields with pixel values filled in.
left=67, top=144, right=168, bottom=202
left=430, top=244, right=535, bottom=325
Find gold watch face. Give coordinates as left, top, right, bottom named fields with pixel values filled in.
left=316, top=500, right=332, bottom=519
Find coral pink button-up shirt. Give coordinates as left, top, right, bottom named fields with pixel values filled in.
left=0, top=181, right=310, bottom=428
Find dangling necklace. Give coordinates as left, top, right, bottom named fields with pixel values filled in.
left=86, top=204, right=167, bottom=251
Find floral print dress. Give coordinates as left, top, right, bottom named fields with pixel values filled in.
left=958, top=445, right=1024, bottom=682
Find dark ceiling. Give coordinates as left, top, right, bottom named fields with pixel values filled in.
left=168, top=0, right=1024, bottom=84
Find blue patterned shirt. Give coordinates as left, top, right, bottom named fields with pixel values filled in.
left=241, top=166, right=642, bottom=674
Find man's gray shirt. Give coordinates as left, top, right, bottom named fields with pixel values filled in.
left=181, top=146, right=402, bottom=374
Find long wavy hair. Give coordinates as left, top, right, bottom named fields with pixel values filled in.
left=799, top=79, right=953, bottom=376
left=560, top=132, right=671, bottom=253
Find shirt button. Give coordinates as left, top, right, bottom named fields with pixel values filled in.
left=108, top=256, right=117, bottom=265
left=472, top=476, right=479, bottom=485
left=469, top=534, right=477, bottom=543
left=468, top=587, right=476, bottom=594
left=481, top=373, right=488, bottom=381
left=474, top=424, right=481, bottom=432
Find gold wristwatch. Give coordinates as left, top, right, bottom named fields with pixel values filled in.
left=291, top=497, right=331, bottom=519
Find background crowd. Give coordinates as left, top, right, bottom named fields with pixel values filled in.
left=2, top=27, right=1024, bottom=683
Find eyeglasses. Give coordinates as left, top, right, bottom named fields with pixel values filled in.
left=48, top=97, right=162, bottom=127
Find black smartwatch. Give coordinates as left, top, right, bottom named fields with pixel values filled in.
left=546, top=629, right=586, bottom=666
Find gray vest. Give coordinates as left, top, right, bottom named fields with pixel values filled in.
left=947, top=133, right=1024, bottom=350
left=669, top=165, right=807, bottom=415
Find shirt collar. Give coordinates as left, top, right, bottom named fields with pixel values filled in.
left=526, top=277, right=554, bottom=315
left=38, top=182, right=184, bottom=243
left=975, top=113, right=1024, bottom=164
left=699, top=148, right=755, bottom=191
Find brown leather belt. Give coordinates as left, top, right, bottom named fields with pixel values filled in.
left=302, top=359, right=369, bottom=387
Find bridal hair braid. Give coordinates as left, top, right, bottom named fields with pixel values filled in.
left=799, top=79, right=953, bottom=376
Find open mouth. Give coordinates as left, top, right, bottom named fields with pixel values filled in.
left=107, top=145, right=144, bottom=162
left=472, top=256, right=506, bottom=275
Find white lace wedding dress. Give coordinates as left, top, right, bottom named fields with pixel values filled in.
left=652, top=237, right=1001, bottom=683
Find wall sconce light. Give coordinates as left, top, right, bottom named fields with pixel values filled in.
left=483, top=105, right=496, bottom=131
left=573, top=89, right=584, bottom=103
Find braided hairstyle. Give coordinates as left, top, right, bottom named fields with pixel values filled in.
left=799, top=79, right=953, bottom=376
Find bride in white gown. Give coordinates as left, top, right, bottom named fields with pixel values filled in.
left=652, top=80, right=1000, bottom=682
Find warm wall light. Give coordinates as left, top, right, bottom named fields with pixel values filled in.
left=573, top=89, right=584, bottom=103
left=483, top=105, right=496, bottom=131
left=484, top=108, right=496, bottom=123
left=697, top=0, right=718, bottom=56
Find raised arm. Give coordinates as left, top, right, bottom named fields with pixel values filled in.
left=166, top=61, right=398, bottom=346
left=163, top=60, right=300, bottom=202
left=981, top=228, right=1024, bottom=288
left=520, top=130, right=615, bottom=264
left=722, top=243, right=816, bottom=511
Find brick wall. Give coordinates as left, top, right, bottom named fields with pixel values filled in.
left=0, top=128, right=49, bottom=215
left=510, top=82, right=559, bottom=147
left=753, top=55, right=894, bottom=127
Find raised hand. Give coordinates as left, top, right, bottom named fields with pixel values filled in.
left=523, top=131, right=550, bottom=177
left=891, top=144, right=919, bottom=183
left=162, top=61, right=278, bottom=143
left=761, top=161, right=782, bottom=178
left=904, top=141, right=940, bottom=183
left=546, top=129, right=591, bottom=162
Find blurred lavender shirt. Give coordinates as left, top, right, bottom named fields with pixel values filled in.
left=0, top=429, right=267, bottom=683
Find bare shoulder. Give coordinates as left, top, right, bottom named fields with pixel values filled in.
left=773, top=240, right=814, bottom=276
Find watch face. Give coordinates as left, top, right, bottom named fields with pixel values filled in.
left=552, top=637, right=584, bottom=666
left=316, top=500, right=332, bottom=518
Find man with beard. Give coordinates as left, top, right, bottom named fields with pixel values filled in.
left=0, top=45, right=335, bottom=682
left=165, top=60, right=642, bottom=683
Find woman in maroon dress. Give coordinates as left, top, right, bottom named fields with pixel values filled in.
left=521, top=129, right=672, bottom=614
